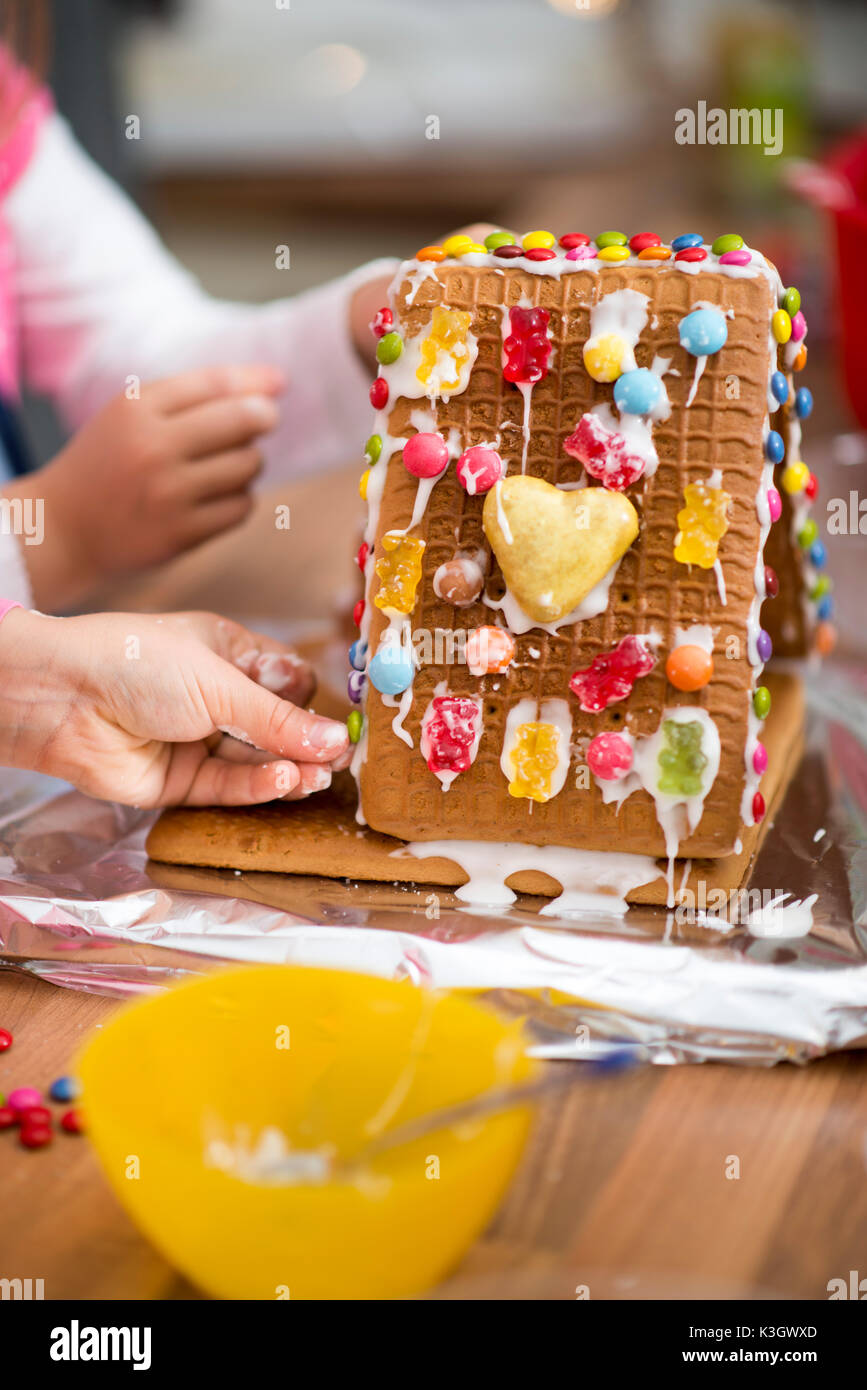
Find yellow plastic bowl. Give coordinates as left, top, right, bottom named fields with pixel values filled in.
left=77, top=965, right=535, bottom=1299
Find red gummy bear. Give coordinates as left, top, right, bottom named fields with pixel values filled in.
left=563, top=413, right=648, bottom=491
left=423, top=696, right=480, bottom=777
left=503, top=306, right=551, bottom=386
left=569, top=635, right=655, bottom=713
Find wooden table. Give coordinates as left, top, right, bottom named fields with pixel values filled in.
left=2, top=967, right=865, bottom=1301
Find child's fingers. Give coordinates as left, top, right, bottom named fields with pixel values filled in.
left=174, top=394, right=280, bottom=459
left=212, top=664, right=349, bottom=766
left=188, top=614, right=317, bottom=706
left=181, top=492, right=255, bottom=547
left=150, top=364, right=285, bottom=415
left=184, top=447, right=264, bottom=501
left=213, top=736, right=334, bottom=798
left=181, top=755, right=301, bottom=807
left=279, top=762, right=334, bottom=800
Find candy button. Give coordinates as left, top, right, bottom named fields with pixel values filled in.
left=711, top=233, right=744, bottom=255
left=809, top=540, right=826, bottom=568
left=753, top=686, right=771, bottom=718
left=347, top=670, right=365, bottom=704
left=442, top=233, right=475, bottom=257
left=793, top=344, right=808, bottom=371
left=0, top=1027, right=11, bottom=1052
left=376, top=332, right=403, bottom=365
left=369, top=377, right=389, bottom=410
left=368, top=644, right=414, bottom=695
left=525, top=247, right=557, bottom=262
left=782, top=287, right=801, bottom=316
left=493, top=244, right=524, bottom=259
left=371, top=307, right=392, bottom=339
left=629, top=232, right=661, bottom=252
left=598, top=245, right=630, bottom=263
left=352, top=598, right=365, bottom=627
left=638, top=245, right=672, bottom=260
left=595, top=230, right=627, bottom=248
left=767, top=487, right=782, bottom=522
left=752, top=791, right=766, bottom=824
left=671, top=233, right=703, bottom=251
left=753, top=742, right=768, bottom=776
left=8, top=1086, right=41, bottom=1114
left=798, top=519, right=819, bottom=548
left=20, top=1123, right=53, bottom=1149
left=613, top=367, right=663, bottom=416
left=460, top=243, right=487, bottom=254
left=365, top=434, right=382, bottom=465
left=587, top=732, right=633, bottom=782
left=794, top=387, right=813, bottom=419
left=790, top=311, right=807, bottom=342
left=356, top=541, right=368, bottom=572
left=0, top=1105, right=15, bottom=1129
left=559, top=233, right=590, bottom=249
left=679, top=307, right=728, bottom=355
left=765, top=430, right=784, bottom=464
left=60, top=1109, right=84, bottom=1135
left=359, top=469, right=370, bottom=501
left=403, top=432, right=449, bottom=478
left=665, top=644, right=713, bottom=692
left=764, top=565, right=779, bottom=598
left=456, top=445, right=504, bottom=495
left=815, top=621, right=837, bottom=656
left=719, top=248, right=752, bottom=266
left=772, top=310, right=792, bottom=344
left=782, top=461, right=809, bottom=494
left=484, top=231, right=516, bottom=251
left=20, top=1104, right=51, bottom=1126
left=756, top=629, right=773, bottom=662
left=347, top=710, right=363, bottom=744
left=804, top=472, right=818, bottom=500
left=522, top=230, right=556, bottom=251
left=565, top=245, right=597, bottom=261
left=584, top=333, right=627, bottom=383
left=349, top=638, right=368, bottom=671
left=415, top=245, right=446, bottom=262
left=770, top=370, right=789, bottom=406
left=465, top=626, right=516, bottom=676
left=433, top=557, right=485, bottom=607
left=674, top=246, right=707, bottom=262
left=810, top=575, right=831, bottom=600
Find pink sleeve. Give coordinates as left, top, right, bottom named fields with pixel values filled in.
left=0, top=45, right=52, bottom=198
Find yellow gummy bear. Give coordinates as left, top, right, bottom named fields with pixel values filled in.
left=674, top=482, right=731, bottom=570
left=508, top=721, right=561, bottom=803
left=417, top=307, right=472, bottom=393
left=374, top=532, right=425, bottom=615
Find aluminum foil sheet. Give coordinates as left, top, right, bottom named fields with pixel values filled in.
left=0, top=663, right=865, bottom=1065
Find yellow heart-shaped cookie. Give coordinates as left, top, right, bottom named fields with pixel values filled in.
left=482, top=476, right=639, bottom=623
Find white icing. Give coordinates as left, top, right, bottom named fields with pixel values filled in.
left=744, top=893, right=817, bottom=939
left=674, top=624, right=714, bottom=653
left=499, top=697, right=572, bottom=803
left=485, top=559, right=621, bottom=636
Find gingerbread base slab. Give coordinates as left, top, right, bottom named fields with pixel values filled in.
left=147, top=672, right=803, bottom=907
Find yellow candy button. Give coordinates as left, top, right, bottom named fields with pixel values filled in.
left=359, top=468, right=371, bottom=500
left=598, top=244, right=631, bottom=263
left=782, top=461, right=809, bottom=494
left=459, top=242, right=487, bottom=254
left=583, top=333, right=627, bottom=383
left=442, top=234, right=475, bottom=257
left=772, top=309, right=792, bottom=344
left=522, top=230, right=556, bottom=251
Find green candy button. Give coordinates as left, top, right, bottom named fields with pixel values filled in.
left=347, top=711, right=363, bottom=744
left=810, top=575, right=831, bottom=601
left=711, top=233, right=744, bottom=255
left=798, top=519, right=818, bottom=548
left=753, top=686, right=771, bottom=719
left=782, top=286, right=801, bottom=316
left=376, top=331, right=403, bottom=365
left=484, top=231, right=515, bottom=251
left=595, top=230, right=628, bottom=249
left=365, top=433, right=382, bottom=465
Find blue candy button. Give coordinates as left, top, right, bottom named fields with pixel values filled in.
left=613, top=367, right=663, bottom=416
left=671, top=233, right=703, bottom=251
left=770, top=371, right=789, bottom=406
left=794, top=387, right=813, bottom=419
left=678, top=307, right=728, bottom=356
left=809, top=540, right=826, bottom=567
left=368, top=643, right=414, bottom=695
left=765, top=430, right=785, bottom=464
left=817, top=595, right=834, bottom=621
left=349, top=638, right=368, bottom=671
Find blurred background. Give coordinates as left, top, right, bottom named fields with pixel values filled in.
left=26, top=0, right=867, bottom=646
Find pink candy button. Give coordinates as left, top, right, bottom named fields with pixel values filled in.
left=402, top=432, right=449, bottom=478
left=790, top=310, right=807, bottom=342
left=565, top=244, right=597, bottom=261
left=718, top=248, right=752, bottom=265
left=767, top=487, right=782, bottom=523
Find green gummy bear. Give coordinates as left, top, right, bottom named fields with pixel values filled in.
left=657, top=719, right=708, bottom=797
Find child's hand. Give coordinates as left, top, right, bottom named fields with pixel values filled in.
left=0, top=608, right=351, bottom=808
left=10, top=364, right=284, bottom=609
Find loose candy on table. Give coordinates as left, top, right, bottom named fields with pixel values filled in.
left=19, top=1123, right=53, bottom=1149
left=765, top=431, right=785, bottom=464
left=368, top=643, right=414, bottom=696
left=60, top=1109, right=84, bottom=1135
left=433, top=557, right=485, bottom=607
left=586, top=731, right=633, bottom=782
left=503, top=306, right=551, bottom=385
left=371, top=307, right=393, bottom=340
left=456, top=445, right=504, bottom=494
left=8, top=1087, right=41, bottom=1114
left=613, top=368, right=663, bottom=416
left=563, top=412, right=648, bottom=490
left=508, top=722, right=561, bottom=803
left=0, top=1027, right=12, bottom=1051
left=465, top=625, right=516, bottom=676
left=794, top=387, right=813, bottom=419
left=657, top=719, right=708, bottom=797
left=376, top=332, right=403, bottom=365
left=423, top=696, right=481, bottom=779
left=374, top=533, right=425, bottom=615
left=678, top=307, right=728, bottom=356
left=665, top=644, right=713, bottom=692
left=770, top=371, right=789, bottom=406
left=0, top=1105, right=15, bottom=1129
left=753, top=685, right=771, bottom=718
left=583, top=332, right=628, bottom=383
left=417, top=307, right=473, bottom=392
left=347, top=710, right=363, bottom=744
left=674, top=482, right=731, bottom=569
left=402, top=431, right=449, bottom=479
left=19, top=1104, right=51, bottom=1126
left=569, top=635, right=655, bottom=713
left=369, top=377, right=389, bottom=410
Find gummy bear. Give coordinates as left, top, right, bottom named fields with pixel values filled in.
left=569, top=636, right=655, bottom=713
left=563, top=413, right=648, bottom=491
left=508, top=721, right=561, bottom=802
left=503, top=306, right=551, bottom=386
left=422, top=696, right=481, bottom=781
left=373, top=532, right=425, bottom=615
left=416, top=307, right=473, bottom=393
left=673, top=483, right=731, bottom=570
left=657, top=719, right=707, bottom=796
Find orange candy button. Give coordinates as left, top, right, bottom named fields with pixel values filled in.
left=665, top=644, right=713, bottom=692
left=815, top=621, right=837, bottom=657
left=465, top=625, right=516, bottom=676
left=416, top=245, right=446, bottom=262
left=793, top=344, right=808, bottom=371
left=638, top=245, right=672, bottom=260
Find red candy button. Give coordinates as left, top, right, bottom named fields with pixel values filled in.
left=675, top=247, right=707, bottom=262
left=19, top=1105, right=51, bottom=1126
left=355, top=542, right=368, bottom=571
left=371, top=307, right=392, bottom=339
left=20, top=1123, right=53, bottom=1149
left=524, top=247, right=557, bottom=262
left=752, top=792, right=766, bottom=823
left=352, top=599, right=365, bottom=628
left=764, top=565, right=779, bottom=599
left=559, top=233, right=590, bottom=249
left=805, top=473, right=818, bottom=500
left=369, top=377, right=389, bottom=410
left=629, top=232, right=661, bottom=252
left=0, top=1105, right=16, bottom=1129
left=0, top=1027, right=12, bottom=1051
left=61, top=1109, right=84, bottom=1135
left=493, top=244, right=524, bottom=259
